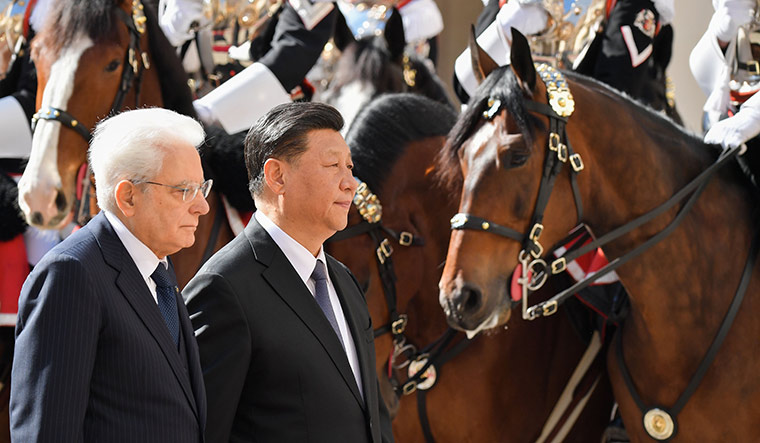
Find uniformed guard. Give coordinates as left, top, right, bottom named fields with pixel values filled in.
left=691, top=0, right=760, bottom=149
left=453, top=0, right=675, bottom=103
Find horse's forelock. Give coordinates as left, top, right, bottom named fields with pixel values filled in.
left=438, top=66, right=535, bottom=188
left=41, top=0, right=120, bottom=56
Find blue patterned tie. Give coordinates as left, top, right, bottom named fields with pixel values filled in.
left=311, top=260, right=345, bottom=348
left=151, top=263, right=180, bottom=348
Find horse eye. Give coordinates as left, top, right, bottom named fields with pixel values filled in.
left=105, top=60, right=120, bottom=72
left=510, top=151, right=530, bottom=167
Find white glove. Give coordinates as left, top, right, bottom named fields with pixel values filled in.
left=704, top=91, right=760, bottom=149
left=709, top=0, right=755, bottom=43
left=497, top=0, right=549, bottom=39
left=159, top=0, right=209, bottom=48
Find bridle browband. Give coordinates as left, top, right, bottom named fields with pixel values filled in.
left=449, top=63, right=756, bottom=441
left=30, top=0, right=150, bottom=226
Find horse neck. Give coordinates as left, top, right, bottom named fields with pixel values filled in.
left=569, top=83, right=757, bottom=352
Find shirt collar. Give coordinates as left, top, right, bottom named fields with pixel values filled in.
left=255, top=211, right=326, bottom=285
left=104, top=210, right=167, bottom=281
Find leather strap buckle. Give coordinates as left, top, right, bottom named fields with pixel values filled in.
left=398, top=231, right=413, bottom=246
left=391, top=314, right=408, bottom=335
left=376, top=238, right=393, bottom=264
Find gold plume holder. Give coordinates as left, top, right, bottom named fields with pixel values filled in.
left=353, top=180, right=382, bottom=223
left=534, top=63, right=574, bottom=117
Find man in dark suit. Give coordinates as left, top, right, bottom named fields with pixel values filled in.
left=10, top=108, right=210, bottom=442
left=184, top=102, right=393, bottom=442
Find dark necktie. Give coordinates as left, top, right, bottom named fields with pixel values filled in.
left=151, top=263, right=180, bottom=348
left=311, top=259, right=345, bottom=348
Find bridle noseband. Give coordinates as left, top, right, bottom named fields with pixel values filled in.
left=30, top=0, right=150, bottom=226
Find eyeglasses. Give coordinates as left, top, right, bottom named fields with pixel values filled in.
left=134, top=179, right=213, bottom=202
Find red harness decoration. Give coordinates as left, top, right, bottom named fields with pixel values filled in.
left=509, top=237, right=618, bottom=303
left=0, top=235, right=28, bottom=326
left=554, top=236, right=619, bottom=285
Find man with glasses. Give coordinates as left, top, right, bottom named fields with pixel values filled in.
left=10, top=108, right=210, bottom=442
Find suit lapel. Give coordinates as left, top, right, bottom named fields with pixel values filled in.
left=246, top=218, right=365, bottom=408
left=327, top=256, right=373, bottom=412
left=91, top=213, right=199, bottom=420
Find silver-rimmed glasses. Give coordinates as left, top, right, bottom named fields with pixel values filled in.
left=134, top=179, right=213, bottom=201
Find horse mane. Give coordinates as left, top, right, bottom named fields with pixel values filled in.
left=346, top=93, right=457, bottom=194
left=142, top=0, right=197, bottom=117
left=439, top=64, right=760, bottom=198
left=329, top=37, right=404, bottom=96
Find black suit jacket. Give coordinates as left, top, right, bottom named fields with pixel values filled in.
left=10, top=212, right=206, bottom=442
left=184, top=216, right=393, bottom=443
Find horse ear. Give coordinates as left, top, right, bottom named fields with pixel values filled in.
left=509, top=28, right=536, bottom=93
left=333, top=9, right=356, bottom=52
left=385, top=7, right=406, bottom=61
left=469, top=25, right=498, bottom=84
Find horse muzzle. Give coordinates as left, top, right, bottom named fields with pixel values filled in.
left=439, top=280, right=512, bottom=334
left=17, top=178, right=70, bottom=229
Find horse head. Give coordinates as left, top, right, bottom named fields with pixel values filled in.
left=437, top=29, right=596, bottom=333
left=320, top=7, right=451, bottom=132
left=18, top=0, right=166, bottom=228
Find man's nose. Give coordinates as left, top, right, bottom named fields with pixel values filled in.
left=343, top=169, right=357, bottom=193
left=192, top=191, right=210, bottom=215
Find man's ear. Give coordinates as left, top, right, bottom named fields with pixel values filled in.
left=114, top=180, right=138, bottom=217
left=263, top=158, right=286, bottom=195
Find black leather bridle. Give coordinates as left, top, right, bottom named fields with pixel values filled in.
left=448, top=63, right=757, bottom=441
left=328, top=179, right=473, bottom=442
left=328, top=180, right=423, bottom=339
left=30, top=0, right=150, bottom=226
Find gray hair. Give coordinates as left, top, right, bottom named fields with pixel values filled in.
left=89, top=108, right=205, bottom=213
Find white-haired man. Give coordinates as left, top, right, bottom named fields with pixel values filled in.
left=10, top=108, right=210, bottom=442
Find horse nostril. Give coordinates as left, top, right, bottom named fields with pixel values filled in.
left=455, top=284, right=482, bottom=316
left=55, top=189, right=67, bottom=212
left=31, top=212, right=43, bottom=226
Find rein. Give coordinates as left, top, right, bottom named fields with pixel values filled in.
left=30, top=0, right=150, bottom=226
left=449, top=63, right=754, bottom=440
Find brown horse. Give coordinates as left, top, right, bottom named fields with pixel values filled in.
left=328, top=93, right=614, bottom=442
left=438, top=30, right=760, bottom=441
left=16, top=0, right=235, bottom=286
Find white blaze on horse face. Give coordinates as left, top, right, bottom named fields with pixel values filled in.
left=18, top=34, right=94, bottom=227
left=461, top=120, right=500, bottom=194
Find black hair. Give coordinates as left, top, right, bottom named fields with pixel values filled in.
left=244, top=102, right=344, bottom=195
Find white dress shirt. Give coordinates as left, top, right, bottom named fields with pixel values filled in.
left=104, top=211, right=168, bottom=304
left=255, top=211, right=364, bottom=398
